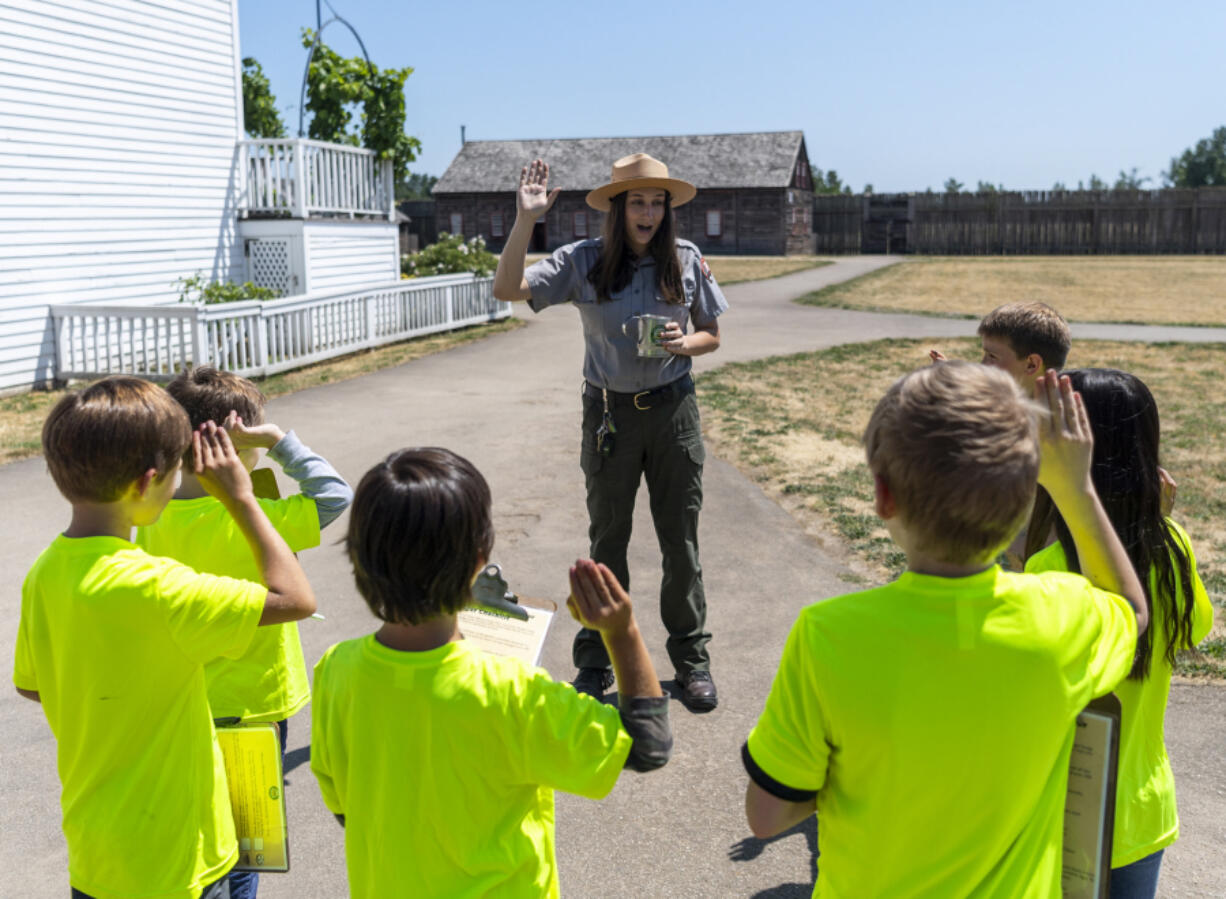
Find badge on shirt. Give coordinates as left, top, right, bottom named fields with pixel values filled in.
left=700, top=257, right=713, bottom=282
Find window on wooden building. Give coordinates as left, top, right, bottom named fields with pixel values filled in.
left=490, top=212, right=504, bottom=238
left=573, top=211, right=588, bottom=238
left=706, top=210, right=722, bottom=238
left=450, top=213, right=463, bottom=236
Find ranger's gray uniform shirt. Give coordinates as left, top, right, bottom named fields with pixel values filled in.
left=525, top=238, right=728, bottom=393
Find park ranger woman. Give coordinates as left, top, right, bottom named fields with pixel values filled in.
left=493, top=153, right=727, bottom=711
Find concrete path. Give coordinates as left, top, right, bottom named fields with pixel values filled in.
left=3, top=257, right=1223, bottom=897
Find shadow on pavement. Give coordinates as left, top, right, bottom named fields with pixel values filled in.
left=728, top=816, right=818, bottom=897
left=284, top=745, right=310, bottom=776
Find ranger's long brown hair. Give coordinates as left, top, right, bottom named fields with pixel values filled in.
left=587, top=192, right=685, bottom=304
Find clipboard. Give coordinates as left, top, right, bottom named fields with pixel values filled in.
left=249, top=467, right=280, bottom=500
left=458, top=596, right=556, bottom=665
left=1062, top=693, right=1121, bottom=898
left=216, top=723, right=290, bottom=873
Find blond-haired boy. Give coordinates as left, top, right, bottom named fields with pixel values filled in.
left=742, top=362, right=1147, bottom=896
left=13, top=377, right=315, bottom=899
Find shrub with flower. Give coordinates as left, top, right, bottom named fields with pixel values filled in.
left=401, top=232, right=497, bottom=278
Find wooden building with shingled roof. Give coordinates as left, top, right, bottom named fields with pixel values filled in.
left=433, top=131, right=816, bottom=256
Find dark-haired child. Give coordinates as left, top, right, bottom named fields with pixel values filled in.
left=13, top=377, right=315, bottom=899
left=1024, top=368, right=1214, bottom=898
left=310, top=447, right=671, bottom=897
left=742, top=364, right=1148, bottom=896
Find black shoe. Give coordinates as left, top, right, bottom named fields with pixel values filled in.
left=573, top=667, right=614, bottom=699
left=676, top=670, right=718, bottom=712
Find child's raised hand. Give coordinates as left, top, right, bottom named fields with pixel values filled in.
left=1035, top=371, right=1093, bottom=501
left=223, top=412, right=286, bottom=451
left=929, top=349, right=947, bottom=364
left=567, top=559, right=634, bottom=636
left=1159, top=466, right=1177, bottom=517
left=193, top=421, right=254, bottom=504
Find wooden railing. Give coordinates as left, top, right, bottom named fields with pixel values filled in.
left=50, top=275, right=508, bottom=381
left=239, top=138, right=396, bottom=220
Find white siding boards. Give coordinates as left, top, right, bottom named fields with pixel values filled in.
left=0, top=0, right=244, bottom=391
left=305, top=223, right=399, bottom=294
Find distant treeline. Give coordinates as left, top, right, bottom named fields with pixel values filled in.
left=813, top=188, right=1226, bottom=255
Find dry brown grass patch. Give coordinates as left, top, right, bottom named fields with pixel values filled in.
left=698, top=337, right=1226, bottom=677
left=799, top=256, right=1226, bottom=326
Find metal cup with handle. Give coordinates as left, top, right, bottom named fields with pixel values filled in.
left=621, top=313, right=674, bottom=358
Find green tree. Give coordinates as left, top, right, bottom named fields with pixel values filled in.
left=976, top=181, right=1004, bottom=194
left=396, top=172, right=438, bottom=201
left=1051, top=181, right=1067, bottom=191
left=1165, top=126, right=1226, bottom=187
left=241, top=57, right=286, bottom=139
left=1080, top=174, right=1108, bottom=190
left=813, top=168, right=847, bottom=195
left=301, top=29, right=422, bottom=183
left=1114, top=167, right=1151, bottom=189
left=943, top=177, right=964, bottom=193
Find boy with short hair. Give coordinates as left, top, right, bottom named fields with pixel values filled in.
left=978, top=301, right=1072, bottom=383
left=742, top=363, right=1148, bottom=896
left=310, top=447, right=672, bottom=898
left=14, top=376, right=316, bottom=899
left=930, top=300, right=1072, bottom=386
left=135, top=366, right=351, bottom=898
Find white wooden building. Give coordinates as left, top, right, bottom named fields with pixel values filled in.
left=0, top=0, right=427, bottom=393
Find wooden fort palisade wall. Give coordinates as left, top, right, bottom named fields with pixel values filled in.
left=812, top=188, right=1226, bottom=254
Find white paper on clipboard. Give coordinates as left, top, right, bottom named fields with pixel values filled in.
left=1062, top=693, right=1121, bottom=898
left=458, top=601, right=555, bottom=665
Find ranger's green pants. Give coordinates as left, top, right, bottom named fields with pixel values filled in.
left=573, top=383, right=711, bottom=675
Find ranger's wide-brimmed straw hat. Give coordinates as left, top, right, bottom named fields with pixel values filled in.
left=585, top=153, right=697, bottom=211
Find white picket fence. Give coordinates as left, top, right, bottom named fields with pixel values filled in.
left=239, top=138, right=396, bottom=220
left=49, top=275, right=509, bottom=382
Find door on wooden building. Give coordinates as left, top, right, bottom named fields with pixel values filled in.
left=531, top=219, right=548, bottom=252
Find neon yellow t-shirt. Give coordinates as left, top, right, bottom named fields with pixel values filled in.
left=1025, top=519, right=1214, bottom=867
left=310, top=635, right=632, bottom=898
left=134, top=494, right=318, bottom=723
left=12, top=535, right=265, bottom=899
left=746, top=566, right=1137, bottom=898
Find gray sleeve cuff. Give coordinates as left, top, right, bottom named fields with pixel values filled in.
left=618, top=695, right=673, bottom=772
left=267, top=431, right=354, bottom=529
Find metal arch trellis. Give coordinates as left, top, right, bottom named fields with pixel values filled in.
left=296, top=0, right=376, bottom=139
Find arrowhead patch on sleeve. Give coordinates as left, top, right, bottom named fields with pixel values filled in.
left=700, top=257, right=713, bottom=282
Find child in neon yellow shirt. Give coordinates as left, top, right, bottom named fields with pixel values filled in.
left=135, top=367, right=351, bottom=899
left=310, top=447, right=672, bottom=898
left=1024, top=368, right=1215, bottom=898
left=13, top=377, right=316, bottom=899
left=743, top=364, right=1150, bottom=897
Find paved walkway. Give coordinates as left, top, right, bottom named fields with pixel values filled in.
left=3, top=257, right=1223, bottom=897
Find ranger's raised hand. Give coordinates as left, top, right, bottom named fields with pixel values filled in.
left=517, top=158, right=561, bottom=221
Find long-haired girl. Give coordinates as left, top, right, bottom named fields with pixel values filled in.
left=493, top=154, right=726, bottom=711
left=1024, top=368, right=1214, bottom=898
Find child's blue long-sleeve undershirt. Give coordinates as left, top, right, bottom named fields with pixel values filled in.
left=267, top=431, right=353, bottom=529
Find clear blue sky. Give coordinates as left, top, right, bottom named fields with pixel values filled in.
left=238, top=0, right=1226, bottom=192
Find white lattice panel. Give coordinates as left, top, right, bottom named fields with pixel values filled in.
left=247, top=239, right=291, bottom=296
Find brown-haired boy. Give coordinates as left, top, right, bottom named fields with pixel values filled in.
left=13, top=377, right=315, bottom=899
left=135, top=366, right=351, bottom=898
left=931, top=301, right=1072, bottom=387
left=742, top=363, right=1147, bottom=896
left=310, top=447, right=671, bottom=897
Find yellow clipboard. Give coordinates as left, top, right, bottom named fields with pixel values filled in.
left=216, top=723, right=290, bottom=873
